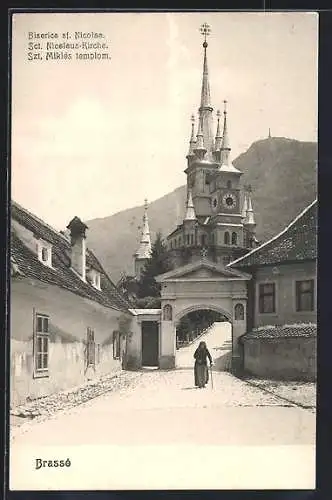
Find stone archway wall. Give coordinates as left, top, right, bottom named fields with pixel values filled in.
left=156, top=262, right=250, bottom=371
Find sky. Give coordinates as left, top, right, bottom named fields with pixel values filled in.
left=11, top=12, right=318, bottom=229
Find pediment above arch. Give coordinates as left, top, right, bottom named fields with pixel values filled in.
left=155, top=258, right=251, bottom=282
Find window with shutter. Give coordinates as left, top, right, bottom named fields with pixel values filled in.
left=34, top=312, right=49, bottom=377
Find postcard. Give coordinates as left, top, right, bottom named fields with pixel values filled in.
left=9, top=11, right=317, bottom=490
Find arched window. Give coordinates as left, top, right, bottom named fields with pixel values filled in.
left=224, top=231, right=230, bottom=245
left=231, top=232, right=237, bottom=245
left=163, top=304, right=173, bottom=321
left=227, top=180, right=232, bottom=189
left=234, top=303, right=244, bottom=321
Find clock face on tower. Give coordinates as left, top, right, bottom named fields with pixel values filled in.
left=222, top=192, right=237, bottom=210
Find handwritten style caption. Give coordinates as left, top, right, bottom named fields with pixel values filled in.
left=27, top=31, right=111, bottom=61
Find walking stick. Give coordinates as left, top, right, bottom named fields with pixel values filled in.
left=210, top=364, right=214, bottom=389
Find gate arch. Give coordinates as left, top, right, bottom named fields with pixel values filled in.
left=175, top=304, right=232, bottom=324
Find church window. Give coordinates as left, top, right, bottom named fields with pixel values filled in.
left=186, top=234, right=190, bottom=245
left=227, top=180, right=232, bottom=189
left=170, top=241, right=173, bottom=249
left=201, top=234, right=206, bottom=246
left=231, top=232, right=237, bottom=245
left=174, top=239, right=177, bottom=248
left=234, top=303, right=244, bottom=321
left=163, top=304, right=173, bottom=321
left=178, top=237, right=181, bottom=246
left=190, top=234, right=194, bottom=245
left=224, top=232, right=230, bottom=245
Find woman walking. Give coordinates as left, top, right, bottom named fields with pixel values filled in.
left=194, top=341, right=213, bottom=388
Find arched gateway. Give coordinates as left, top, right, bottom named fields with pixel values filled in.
left=155, top=258, right=251, bottom=372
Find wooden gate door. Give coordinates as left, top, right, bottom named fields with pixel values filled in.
left=141, top=321, right=159, bottom=367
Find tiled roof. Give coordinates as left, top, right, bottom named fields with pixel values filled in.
left=241, top=324, right=317, bottom=340
left=229, top=200, right=317, bottom=268
left=11, top=201, right=130, bottom=312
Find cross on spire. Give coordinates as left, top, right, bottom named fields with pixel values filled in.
left=200, top=22, right=211, bottom=45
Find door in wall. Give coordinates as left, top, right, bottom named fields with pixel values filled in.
left=141, top=321, right=159, bottom=367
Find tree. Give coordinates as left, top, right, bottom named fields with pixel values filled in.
left=137, top=232, right=172, bottom=299
left=117, top=274, right=139, bottom=303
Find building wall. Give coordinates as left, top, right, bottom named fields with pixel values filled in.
left=125, top=312, right=161, bottom=369
left=253, top=261, right=317, bottom=327
left=11, top=278, right=132, bottom=406
left=242, top=336, right=316, bottom=381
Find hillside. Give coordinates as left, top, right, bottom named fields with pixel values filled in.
left=85, top=137, right=317, bottom=282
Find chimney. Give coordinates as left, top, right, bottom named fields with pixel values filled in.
left=67, top=216, right=88, bottom=281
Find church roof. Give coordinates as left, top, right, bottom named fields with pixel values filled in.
left=229, top=199, right=317, bottom=268
left=11, top=201, right=130, bottom=312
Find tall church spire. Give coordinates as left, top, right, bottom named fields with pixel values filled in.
left=198, top=23, right=214, bottom=157
left=187, top=114, right=196, bottom=158
left=221, top=100, right=231, bottom=165
left=244, top=187, right=256, bottom=227
left=135, top=199, right=152, bottom=260
left=214, top=109, right=222, bottom=151
left=194, top=116, right=207, bottom=159
left=184, top=188, right=196, bottom=221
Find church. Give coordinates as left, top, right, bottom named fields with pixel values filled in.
left=132, top=23, right=317, bottom=380
left=135, top=23, right=258, bottom=274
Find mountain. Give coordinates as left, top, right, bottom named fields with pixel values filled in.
left=85, top=137, right=317, bottom=283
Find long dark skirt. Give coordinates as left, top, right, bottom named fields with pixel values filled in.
left=194, top=362, right=209, bottom=388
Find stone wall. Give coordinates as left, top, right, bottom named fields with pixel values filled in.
left=242, top=336, right=316, bottom=381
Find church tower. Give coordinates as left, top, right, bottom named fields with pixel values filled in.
left=166, top=23, right=257, bottom=267
left=134, top=199, right=152, bottom=278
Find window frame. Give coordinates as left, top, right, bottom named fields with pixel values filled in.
left=86, top=327, right=96, bottom=366
left=224, top=231, right=230, bottom=245
left=36, top=239, right=53, bottom=268
left=295, top=279, right=315, bottom=312
left=258, top=282, right=276, bottom=314
left=113, top=331, right=121, bottom=360
left=33, top=310, right=50, bottom=379
left=234, top=303, right=245, bottom=321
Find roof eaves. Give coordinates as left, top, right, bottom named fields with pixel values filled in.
left=228, top=199, right=317, bottom=268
